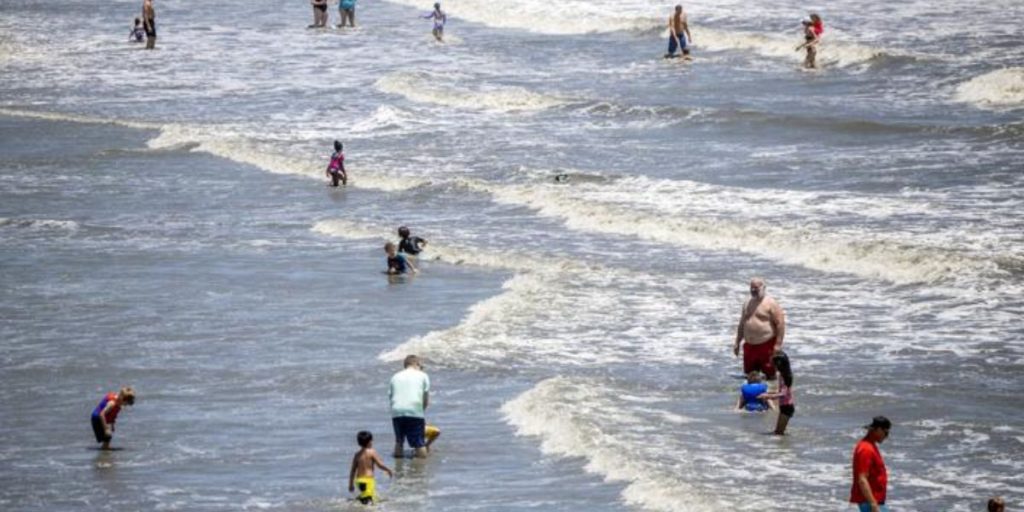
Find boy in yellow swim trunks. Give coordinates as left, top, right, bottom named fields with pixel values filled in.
left=348, top=431, right=393, bottom=505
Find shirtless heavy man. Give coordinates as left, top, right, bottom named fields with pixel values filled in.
left=733, top=277, right=786, bottom=379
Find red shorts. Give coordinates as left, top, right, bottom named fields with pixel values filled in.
left=743, top=338, right=777, bottom=378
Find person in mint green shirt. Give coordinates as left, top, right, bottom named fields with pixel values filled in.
left=389, top=355, right=430, bottom=458
left=338, top=0, right=356, bottom=28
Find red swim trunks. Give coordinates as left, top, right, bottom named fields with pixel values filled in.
left=743, top=338, right=777, bottom=378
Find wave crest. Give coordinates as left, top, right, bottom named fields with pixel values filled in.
left=375, top=72, right=568, bottom=113
left=955, top=68, right=1024, bottom=108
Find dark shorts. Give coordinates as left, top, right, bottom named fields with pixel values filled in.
left=315, top=4, right=327, bottom=11
left=780, top=404, right=795, bottom=417
left=145, top=19, right=156, bottom=38
left=392, top=416, right=426, bottom=448
left=91, top=415, right=111, bottom=443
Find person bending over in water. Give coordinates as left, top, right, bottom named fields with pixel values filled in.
left=348, top=431, right=393, bottom=505
left=664, top=5, right=692, bottom=59
left=385, top=242, right=418, bottom=275
left=423, top=3, right=447, bottom=42
left=758, top=351, right=795, bottom=434
left=795, top=14, right=824, bottom=68
left=129, top=18, right=146, bottom=43
left=91, top=387, right=136, bottom=450
left=325, top=140, right=347, bottom=187
left=397, top=226, right=427, bottom=255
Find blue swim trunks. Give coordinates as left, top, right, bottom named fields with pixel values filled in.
left=392, top=416, right=426, bottom=448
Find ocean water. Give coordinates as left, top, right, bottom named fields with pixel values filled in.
left=1, top=0, right=1022, bottom=510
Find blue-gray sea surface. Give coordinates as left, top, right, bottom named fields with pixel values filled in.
left=1, top=0, right=1023, bottom=510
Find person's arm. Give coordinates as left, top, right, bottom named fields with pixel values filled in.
left=736, top=394, right=744, bottom=409
left=734, top=303, right=747, bottom=356
left=422, top=374, right=430, bottom=410
left=99, top=401, right=116, bottom=434
left=372, top=450, right=394, bottom=478
left=856, top=473, right=879, bottom=511
left=406, top=256, right=418, bottom=274
left=682, top=19, right=692, bottom=44
left=348, top=453, right=358, bottom=493
left=771, top=301, right=785, bottom=352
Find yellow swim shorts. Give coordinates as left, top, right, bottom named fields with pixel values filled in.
left=426, top=424, right=441, bottom=443
left=355, top=476, right=376, bottom=504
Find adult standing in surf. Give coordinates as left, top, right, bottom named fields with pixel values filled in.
left=733, top=277, right=786, bottom=379
left=142, top=0, right=156, bottom=50
left=389, top=355, right=430, bottom=458
left=423, top=3, right=446, bottom=43
left=664, top=5, right=692, bottom=59
left=850, top=416, right=891, bottom=512
left=337, top=0, right=356, bottom=28
left=310, top=0, right=328, bottom=28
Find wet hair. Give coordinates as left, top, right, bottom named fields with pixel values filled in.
left=333, top=140, right=342, bottom=152
left=988, top=497, right=1005, bottom=512
left=809, top=13, right=822, bottom=24
left=398, top=226, right=411, bottom=238
left=357, top=431, right=372, bottom=447
left=134, top=17, right=141, bottom=25
left=772, top=351, right=793, bottom=388
left=434, top=3, right=440, bottom=9
left=746, top=371, right=763, bottom=383
left=385, top=242, right=396, bottom=252
left=404, top=354, right=420, bottom=368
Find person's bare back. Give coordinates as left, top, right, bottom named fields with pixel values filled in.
left=352, top=447, right=387, bottom=478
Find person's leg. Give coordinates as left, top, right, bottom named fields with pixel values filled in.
left=392, top=417, right=405, bottom=458
left=667, top=35, right=678, bottom=57
left=761, top=339, right=777, bottom=379
left=742, top=343, right=755, bottom=374
left=410, top=418, right=428, bottom=458
left=775, top=406, right=793, bottom=435
left=808, top=46, right=817, bottom=68
left=350, top=9, right=355, bottom=27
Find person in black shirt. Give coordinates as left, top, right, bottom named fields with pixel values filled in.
left=397, top=226, right=427, bottom=255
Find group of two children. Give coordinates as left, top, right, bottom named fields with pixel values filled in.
left=737, top=351, right=795, bottom=435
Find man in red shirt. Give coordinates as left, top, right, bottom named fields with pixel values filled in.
left=850, top=416, right=891, bottom=512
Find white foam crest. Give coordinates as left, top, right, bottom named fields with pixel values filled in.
left=312, top=218, right=583, bottom=273
left=148, top=126, right=424, bottom=192
left=0, top=218, right=80, bottom=231
left=696, top=27, right=886, bottom=67
left=384, top=0, right=662, bottom=35
left=379, top=260, right=718, bottom=369
left=375, top=72, right=569, bottom=113
left=379, top=273, right=550, bottom=363
left=503, top=377, right=719, bottom=512
left=347, top=105, right=419, bottom=134
left=0, top=107, right=158, bottom=131
left=955, top=67, right=1024, bottom=108
left=481, top=182, right=995, bottom=285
